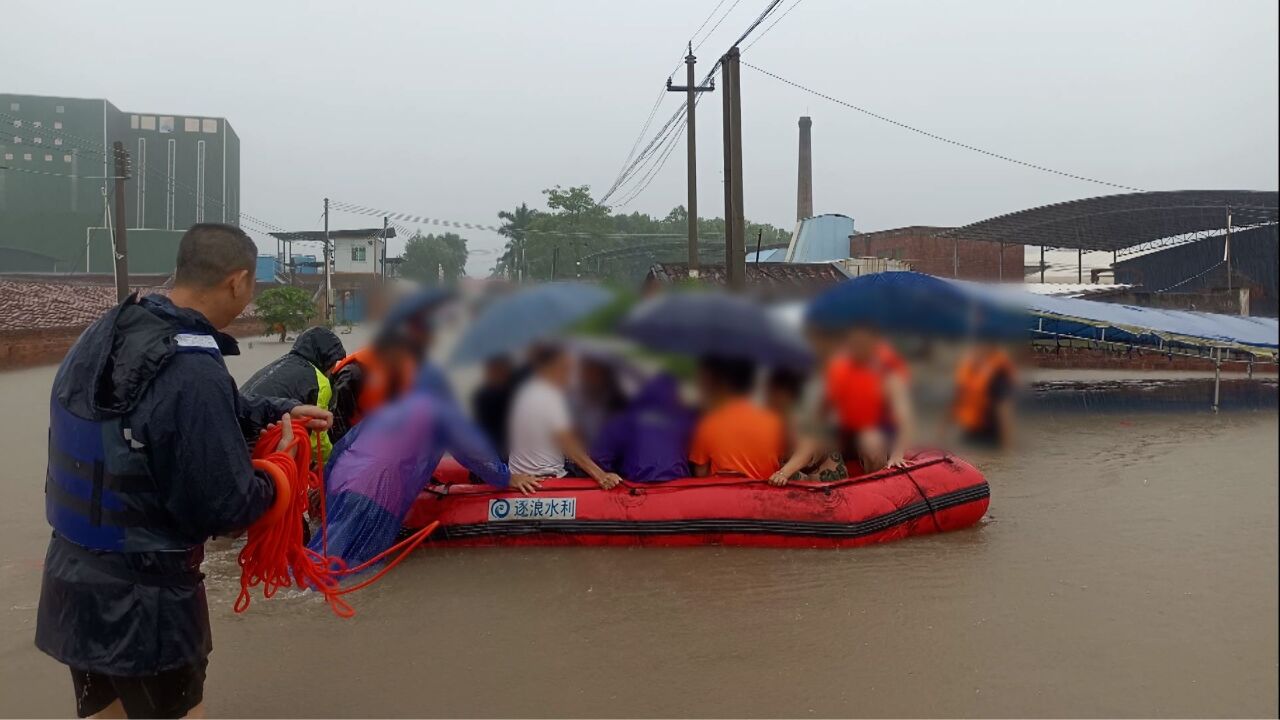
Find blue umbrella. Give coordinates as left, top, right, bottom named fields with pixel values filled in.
left=619, top=291, right=813, bottom=370
left=806, top=271, right=1025, bottom=339
left=449, top=282, right=614, bottom=365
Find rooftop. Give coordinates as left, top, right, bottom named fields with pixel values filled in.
left=940, top=190, right=1279, bottom=251
left=0, top=276, right=254, bottom=332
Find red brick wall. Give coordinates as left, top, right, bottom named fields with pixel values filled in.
left=850, top=227, right=1023, bottom=281
left=0, top=317, right=266, bottom=371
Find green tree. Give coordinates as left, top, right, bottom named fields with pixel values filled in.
left=493, top=202, right=540, bottom=279
left=401, top=231, right=468, bottom=285
left=487, top=185, right=795, bottom=285
left=256, top=286, right=315, bottom=342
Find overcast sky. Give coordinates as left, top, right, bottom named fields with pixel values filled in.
left=6, top=0, right=1278, bottom=275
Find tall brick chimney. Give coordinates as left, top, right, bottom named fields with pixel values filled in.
left=797, top=116, right=813, bottom=221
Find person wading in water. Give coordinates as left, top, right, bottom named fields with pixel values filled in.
left=36, top=224, right=332, bottom=719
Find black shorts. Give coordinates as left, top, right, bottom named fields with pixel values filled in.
left=70, top=660, right=207, bottom=718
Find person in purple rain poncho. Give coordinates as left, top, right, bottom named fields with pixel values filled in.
left=590, top=373, right=696, bottom=483
left=311, top=364, right=541, bottom=568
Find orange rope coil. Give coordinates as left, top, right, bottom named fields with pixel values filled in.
left=235, top=420, right=438, bottom=618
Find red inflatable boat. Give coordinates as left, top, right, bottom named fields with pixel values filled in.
left=405, top=450, right=989, bottom=549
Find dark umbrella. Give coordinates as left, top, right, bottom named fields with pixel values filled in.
left=619, top=291, right=813, bottom=370
left=805, top=271, right=1025, bottom=339
left=448, top=282, right=613, bottom=365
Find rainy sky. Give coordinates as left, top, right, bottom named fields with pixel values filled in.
left=5, top=0, right=1277, bottom=275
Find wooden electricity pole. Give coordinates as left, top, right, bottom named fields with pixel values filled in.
left=720, top=46, right=746, bottom=290
left=323, top=198, right=333, bottom=325
left=667, top=44, right=714, bottom=278
left=112, top=141, right=130, bottom=302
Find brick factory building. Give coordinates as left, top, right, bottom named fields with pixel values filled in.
left=849, top=226, right=1023, bottom=281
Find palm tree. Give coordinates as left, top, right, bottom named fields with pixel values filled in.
left=497, top=203, right=539, bottom=281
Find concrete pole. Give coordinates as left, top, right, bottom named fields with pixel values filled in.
left=721, top=49, right=737, bottom=289
left=797, top=116, right=813, bottom=222
left=1040, top=245, right=1045, bottom=283
left=380, top=216, right=388, bottom=285
left=667, top=46, right=714, bottom=278
left=685, top=51, right=700, bottom=278
left=723, top=47, right=746, bottom=291
left=323, top=198, right=333, bottom=324
left=111, top=142, right=130, bottom=302
left=1212, top=347, right=1222, bottom=412
left=1224, top=206, right=1233, bottom=294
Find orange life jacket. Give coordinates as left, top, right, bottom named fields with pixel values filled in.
left=952, top=349, right=1014, bottom=432
left=825, top=343, right=906, bottom=432
left=331, top=347, right=416, bottom=427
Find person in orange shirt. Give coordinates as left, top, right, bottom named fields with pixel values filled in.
left=825, top=323, right=915, bottom=473
left=949, top=341, right=1016, bottom=449
left=688, top=356, right=786, bottom=479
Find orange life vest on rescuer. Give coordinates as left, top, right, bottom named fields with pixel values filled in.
left=331, top=347, right=416, bottom=426
left=825, top=343, right=907, bottom=432
left=951, top=349, right=1014, bottom=432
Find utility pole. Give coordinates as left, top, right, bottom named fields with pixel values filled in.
left=381, top=216, right=389, bottom=284
left=323, top=198, right=333, bottom=325
left=721, top=46, right=746, bottom=290
left=1224, top=206, right=1233, bottom=294
left=667, top=44, right=714, bottom=278
left=379, top=216, right=388, bottom=285
left=112, top=142, right=130, bottom=302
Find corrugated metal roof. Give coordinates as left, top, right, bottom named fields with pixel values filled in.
left=785, top=214, right=855, bottom=263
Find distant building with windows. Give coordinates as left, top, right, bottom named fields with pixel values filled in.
left=0, top=93, right=239, bottom=273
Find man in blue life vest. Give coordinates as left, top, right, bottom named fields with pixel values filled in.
left=35, top=223, right=332, bottom=719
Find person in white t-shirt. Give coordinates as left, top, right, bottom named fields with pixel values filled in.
left=507, top=346, right=624, bottom=489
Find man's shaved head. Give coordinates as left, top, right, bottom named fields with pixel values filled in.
left=174, top=223, right=256, bottom=289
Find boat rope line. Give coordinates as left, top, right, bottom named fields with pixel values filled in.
left=428, top=483, right=989, bottom=540
left=430, top=456, right=954, bottom=498
left=900, top=466, right=943, bottom=533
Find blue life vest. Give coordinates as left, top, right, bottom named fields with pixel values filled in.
left=45, top=331, right=222, bottom=553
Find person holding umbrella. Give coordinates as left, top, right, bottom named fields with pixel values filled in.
left=688, top=355, right=786, bottom=479
left=618, top=291, right=812, bottom=481
left=507, top=345, right=624, bottom=489
left=329, top=288, right=452, bottom=442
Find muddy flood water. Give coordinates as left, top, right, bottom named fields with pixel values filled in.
left=1, top=335, right=1276, bottom=717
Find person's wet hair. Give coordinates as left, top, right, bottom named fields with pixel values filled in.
left=173, top=223, right=256, bottom=289
left=699, top=355, right=755, bottom=395
left=530, top=344, right=566, bottom=370
left=766, top=367, right=805, bottom=400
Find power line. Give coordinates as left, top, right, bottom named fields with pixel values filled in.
left=692, top=0, right=744, bottom=51
left=689, top=0, right=731, bottom=46
left=600, top=0, right=787, bottom=208
left=742, top=0, right=808, bottom=52
left=328, top=199, right=704, bottom=239
left=0, top=165, right=126, bottom=180
left=740, top=60, right=1146, bottom=193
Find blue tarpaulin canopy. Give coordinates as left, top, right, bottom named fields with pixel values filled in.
left=807, top=271, right=1279, bottom=358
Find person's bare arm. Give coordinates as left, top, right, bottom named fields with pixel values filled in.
left=769, top=435, right=818, bottom=486
left=556, top=429, right=622, bottom=489
left=885, top=374, right=914, bottom=467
